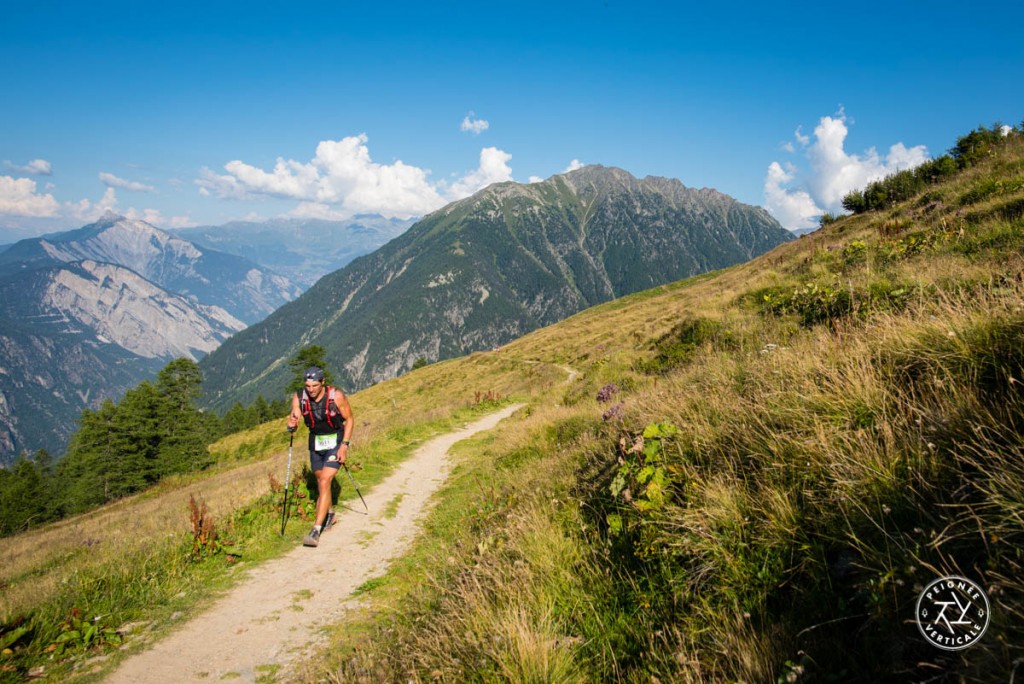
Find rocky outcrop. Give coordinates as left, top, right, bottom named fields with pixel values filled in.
left=43, top=261, right=243, bottom=359
left=0, top=215, right=283, bottom=464
left=0, top=213, right=301, bottom=325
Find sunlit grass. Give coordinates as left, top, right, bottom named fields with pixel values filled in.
left=4, top=135, right=1024, bottom=682
left=284, top=138, right=1024, bottom=682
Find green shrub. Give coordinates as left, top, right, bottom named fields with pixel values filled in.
left=959, top=177, right=1024, bottom=206
left=754, top=280, right=916, bottom=328
left=634, top=317, right=734, bottom=374
left=545, top=416, right=599, bottom=448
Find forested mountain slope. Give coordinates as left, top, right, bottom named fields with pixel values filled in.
left=200, top=165, right=791, bottom=411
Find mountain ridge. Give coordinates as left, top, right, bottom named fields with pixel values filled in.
left=199, top=165, right=792, bottom=410
left=0, top=213, right=301, bottom=325
left=0, top=215, right=297, bottom=463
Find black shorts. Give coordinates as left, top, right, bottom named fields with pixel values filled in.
left=310, top=446, right=342, bottom=472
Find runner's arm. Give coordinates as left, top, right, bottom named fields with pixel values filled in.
left=337, top=391, right=354, bottom=460
left=287, top=393, right=301, bottom=431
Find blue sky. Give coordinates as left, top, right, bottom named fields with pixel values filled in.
left=2, top=1, right=1022, bottom=241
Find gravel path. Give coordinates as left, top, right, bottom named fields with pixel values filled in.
left=104, top=405, right=522, bottom=683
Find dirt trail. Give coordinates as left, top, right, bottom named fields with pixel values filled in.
left=104, top=405, right=522, bottom=683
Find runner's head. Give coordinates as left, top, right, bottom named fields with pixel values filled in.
left=304, top=366, right=325, bottom=391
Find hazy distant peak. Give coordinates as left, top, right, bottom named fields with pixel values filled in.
left=42, top=215, right=203, bottom=265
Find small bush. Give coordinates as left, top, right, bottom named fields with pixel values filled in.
left=634, top=317, right=734, bottom=374
left=545, top=416, right=598, bottom=447
left=959, top=177, right=1024, bottom=206
left=819, top=212, right=841, bottom=227
left=754, top=280, right=917, bottom=328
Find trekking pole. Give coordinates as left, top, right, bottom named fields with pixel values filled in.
left=280, top=431, right=295, bottom=536
left=343, top=462, right=368, bottom=513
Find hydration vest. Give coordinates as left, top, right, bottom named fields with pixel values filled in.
left=298, top=387, right=345, bottom=433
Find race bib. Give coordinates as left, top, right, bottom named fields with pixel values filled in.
left=314, top=433, right=338, bottom=451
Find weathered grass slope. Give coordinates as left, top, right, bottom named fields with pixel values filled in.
left=3, top=133, right=1022, bottom=683
left=293, top=136, right=1024, bottom=683
left=0, top=353, right=565, bottom=681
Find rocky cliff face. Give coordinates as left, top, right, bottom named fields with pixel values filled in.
left=42, top=261, right=243, bottom=358
left=0, top=215, right=280, bottom=464
left=199, top=166, right=793, bottom=410
left=0, top=214, right=300, bottom=325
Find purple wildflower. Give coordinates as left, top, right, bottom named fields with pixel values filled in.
left=602, top=401, right=625, bottom=422
left=597, top=383, right=619, bottom=404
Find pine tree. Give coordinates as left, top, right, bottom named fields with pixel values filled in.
left=222, top=401, right=249, bottom=435
left=287, top=345, right=334, bottom=393
left=0, top=450, right=52, bottom=536
left=59, top=400, right=143, bottom=512
left=156, top=359, right=211, bottom=475
left=269, top=398, right=289, bottom=419
left=251, top=395, right=272, bottom=424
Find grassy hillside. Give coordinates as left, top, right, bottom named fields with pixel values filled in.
left=288, top=130, right=1024, bottom=682
left=2, top=128, right=1022, bottom=682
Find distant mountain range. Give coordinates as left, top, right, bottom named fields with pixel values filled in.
left=199, top=165, right=794, bottom=411
left=0, top=214, right=301, bottom=325
left=0, top=214, right=300, bottom=464
left=172, top=215, right=417, bottom=289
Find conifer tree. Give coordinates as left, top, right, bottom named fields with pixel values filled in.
left=59, top=399, right=141, bottom=512
left=0, top=450, right=52, bottom=535
left=251, top=394, right=272, bottom=424
left=223, top=401, right=249, bottom=434
left=155, top=359, right=211, bottom=474
left=287, top=345, right=334, bottom=393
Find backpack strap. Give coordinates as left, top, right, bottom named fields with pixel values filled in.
left=298, top=387, right=343, bottom=429
left=326, top=387, right=340, bottom=428
left=298, top=389, right=313, bottom=427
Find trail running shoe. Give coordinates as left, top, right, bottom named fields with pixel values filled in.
left=303, top=528, right=320, bottom=547
left=324, top=510, right=336, bottom=530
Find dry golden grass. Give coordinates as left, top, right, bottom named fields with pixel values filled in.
left=290, top=138, right=1024, bottom=682
left=0, top=328, right=570, bottom=623
left=0, top=448, right=290, bottom=619
left=6, top=134, right=1024, bottom=682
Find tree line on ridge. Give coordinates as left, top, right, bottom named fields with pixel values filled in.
left=0, top=346, right=330, bottom=537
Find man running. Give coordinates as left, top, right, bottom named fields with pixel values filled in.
left=287, top=366, right=354, bottom=547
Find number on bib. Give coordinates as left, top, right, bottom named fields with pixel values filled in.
left=315, top=434, right=338, bottom=451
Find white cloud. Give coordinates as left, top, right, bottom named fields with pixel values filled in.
left=66, top=187, right=119, bottom=223
left=99, top=172, right=156, bottom=192
left=529, top=159, right=585, bottom=184
left=460, top=112, right=490, bottom=135
left=0, top=176, right=61, bottom=217
left=65, top=188, right=194, bottom=229
left=124, top=207, right=165, bottom=224
left=166, top=214, right=197, bottom=229
left=4, top=159, right=53, bottom=176
left=287, top=201, right=347, bottom=221
left=446, top=147, right=514, bottom=198
left=197, top=135, right=515, bottom=219
left=764, top=111, right=930, bottom=230
left=763, top=162, right=822, bottom=231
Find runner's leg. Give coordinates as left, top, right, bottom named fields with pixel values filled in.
left=315, top=468, right=335, bottom=527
